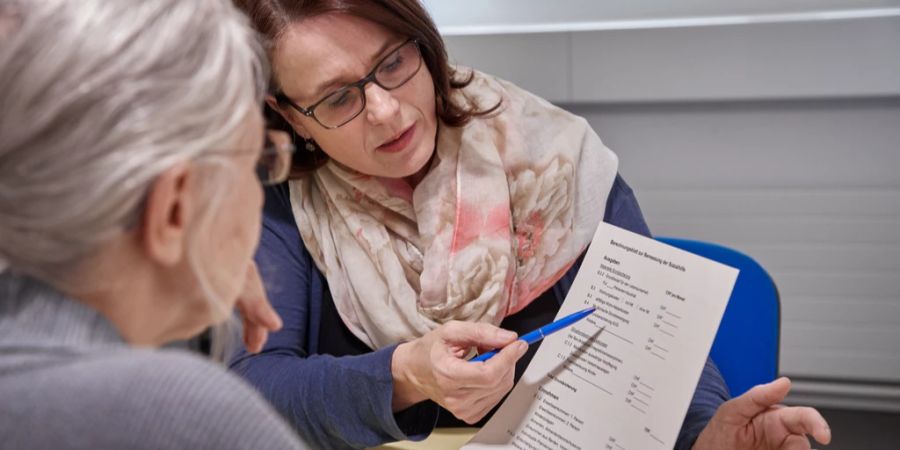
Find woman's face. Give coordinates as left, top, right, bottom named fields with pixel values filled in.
left=271, top=13, right=438, bottom=179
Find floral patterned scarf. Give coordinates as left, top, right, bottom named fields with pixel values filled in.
left=289, top=71, right=618, bottom=349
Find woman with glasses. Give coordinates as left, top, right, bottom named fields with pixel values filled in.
left=0, top=0, right=305, bottom=448
left=232, top=1, right=830, bottom=450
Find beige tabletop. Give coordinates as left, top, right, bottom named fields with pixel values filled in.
left=371, top=428, right=479, bottom=450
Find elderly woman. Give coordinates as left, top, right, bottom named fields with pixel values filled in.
left=0, top=0, right=305, bottom=448
left=230, top=1, right=831, bottom=450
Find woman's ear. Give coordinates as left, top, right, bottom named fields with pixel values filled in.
left=265, top=94, right=311, bottom=140
left=140, top=161, right=194, bottom=266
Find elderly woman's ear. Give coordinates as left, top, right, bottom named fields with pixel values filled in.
left=140, top=161, right=194, bottom=267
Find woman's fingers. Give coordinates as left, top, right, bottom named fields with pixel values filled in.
left=441, top=339, right=527, bottom=388
left=446, top=356, right=519, bottom=423
left=241, top=314, right=269, bottom=353
left=779, top=434, right=813, bottom=450
left=412, top=321, right=527, bottom=422
left=237, top=262, right=283, bottom=330
left=722, top=377, right=792, bottom=421
left=235, top=262, right=283, bottom=353
left=441, top=321, right=518, bottom=349
left=775, top=406, right=832, bottom=445
left=483, top=340, right=528, bottom=372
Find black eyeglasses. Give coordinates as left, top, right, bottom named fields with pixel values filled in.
left=275, top=39, right=423, bottom=129
left=256, top=132, right=295, bottom=185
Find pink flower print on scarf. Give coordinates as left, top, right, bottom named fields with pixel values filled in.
left=451, top=202, right=512, bottom=255
left=515, top=211, right=545, bottom=261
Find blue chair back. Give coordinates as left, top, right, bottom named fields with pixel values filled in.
left=656, top=237, right=780, bottom=397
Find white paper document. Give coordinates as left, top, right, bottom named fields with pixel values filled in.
left=464, top=222, right=739, bottom=450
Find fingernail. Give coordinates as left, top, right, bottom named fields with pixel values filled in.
left=516, top=341, right=528, bottom=352
left=498, top=329, right=517, bottom=340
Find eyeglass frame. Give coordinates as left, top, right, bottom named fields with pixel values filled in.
left=273, top=38, right=423, bottom=130
left=202, top=138, right=295, bottom=186
left=255, top=135, right=296, bottom=186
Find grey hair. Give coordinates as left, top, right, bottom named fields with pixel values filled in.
left=0, top=0, right=268, bottom=281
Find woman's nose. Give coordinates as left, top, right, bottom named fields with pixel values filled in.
left=364, top=83, right=400, bottom=124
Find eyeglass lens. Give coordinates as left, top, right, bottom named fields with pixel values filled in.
left=257, top=132, right=294, bottom=185
left=314, top=41, right=420, bottom=128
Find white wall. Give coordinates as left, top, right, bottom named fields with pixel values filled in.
left=426, top=3, right=900, bottom=411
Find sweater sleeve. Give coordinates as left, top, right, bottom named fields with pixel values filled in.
left=598, top=175, right=731, bottom=450
left=229, top=184, right=437, bottom=450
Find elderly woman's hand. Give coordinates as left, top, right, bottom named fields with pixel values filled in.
left=391, top=321, right=528, bottom=423
left=236, top=261, right=283, bottom=353
left=692, top=377, right=831, bottom=450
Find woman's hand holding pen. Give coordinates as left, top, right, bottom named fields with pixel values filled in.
left=391, top=321, right=528, bottom=423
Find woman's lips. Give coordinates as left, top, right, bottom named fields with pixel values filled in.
left=376, top=123, right=416, bottom=154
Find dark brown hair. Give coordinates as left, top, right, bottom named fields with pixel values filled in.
left=234, top=0, right=499, bottom=174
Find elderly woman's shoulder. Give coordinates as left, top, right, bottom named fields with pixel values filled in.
left=0, top=347, right=305, bottom=449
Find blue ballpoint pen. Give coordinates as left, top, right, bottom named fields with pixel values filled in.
left=469, top=306, right=597, bottom=362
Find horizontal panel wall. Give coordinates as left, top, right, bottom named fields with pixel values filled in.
left=426, top=0, right=900, bottom=34
left=444, top=33, right=570, bottom=102
left=569, top=99, right=900, bottom=385
left=566, top=100, right=900, bottom=189
left=570, top=16, right=900, bottom=102
left=444, top=15, right=900, bottom=103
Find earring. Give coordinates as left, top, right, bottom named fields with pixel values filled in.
left=305, top=140, right=317, bottom=153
